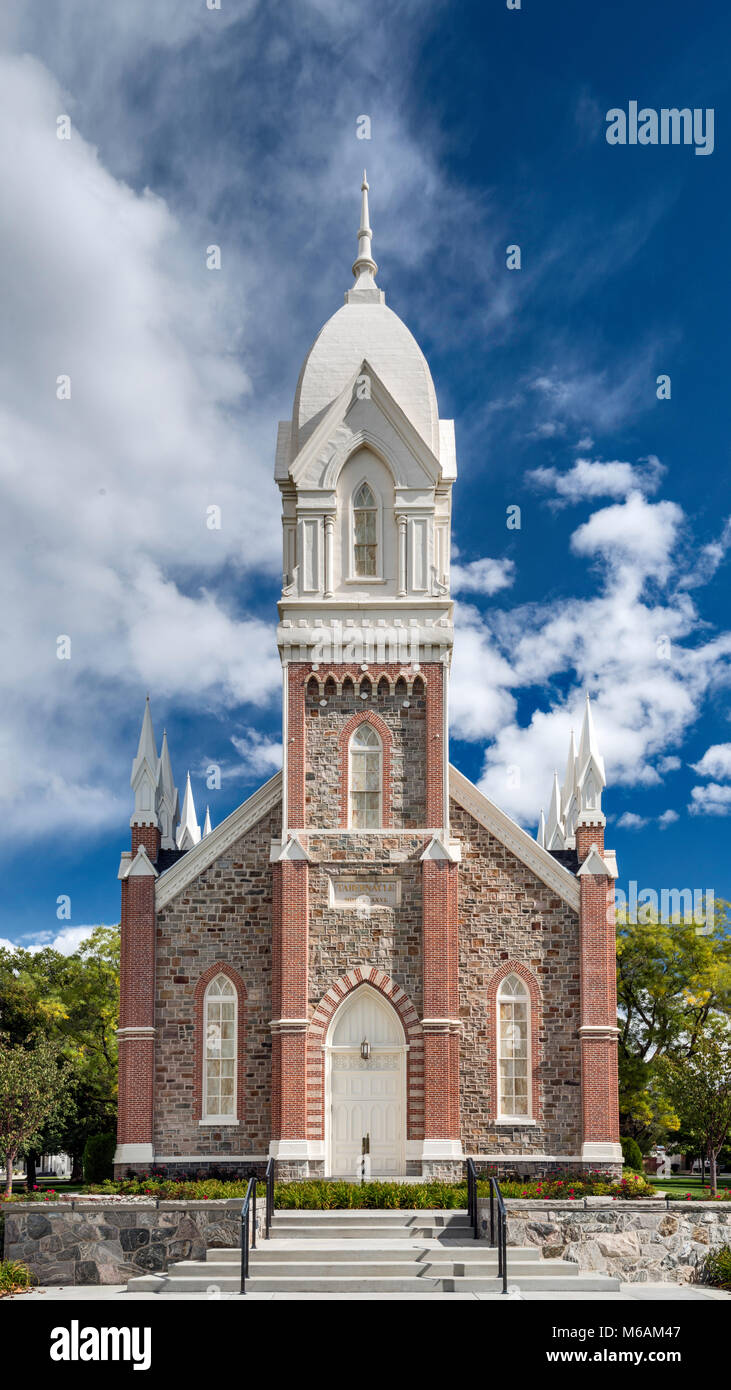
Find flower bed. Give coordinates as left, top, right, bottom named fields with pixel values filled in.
left=76, top=1170, right=657, bottom=1205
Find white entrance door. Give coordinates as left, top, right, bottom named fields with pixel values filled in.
left=327, top=986, right=406, bottom=1177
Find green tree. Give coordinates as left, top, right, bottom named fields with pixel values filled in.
left=658, top=1029, right=731, bottom=1194
left=0, top=1036, right=74, bottom=1198
left=0, top=926, right=119, bottom=1181
left=617, top=902, right=731, bottom=1145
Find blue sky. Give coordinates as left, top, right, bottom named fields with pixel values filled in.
left=1, top=0, right=730, bottom=949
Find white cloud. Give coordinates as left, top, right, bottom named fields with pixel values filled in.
left=689, top=783, right=731, bottom=817
left=229, top=731, right=283, bottom=778
left=690, top=744, right=731, bottom=780
left=658, top=809, right=679, bottom=827
left=450, top=557, right=515, bottom=596
left=657, top=755, right=681, bottom=774
left=529, top=455, right=664, bottom=505
left=0, top=925, right=101, bottom=956
left=570, top=492, right=683, bottom=583
left=617, top=812, right=649, bottom=829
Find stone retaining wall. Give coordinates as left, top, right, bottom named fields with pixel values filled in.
left=477, top=1197, right=731, bottom=1284
left=3, top=1199, right=265, bottom=1287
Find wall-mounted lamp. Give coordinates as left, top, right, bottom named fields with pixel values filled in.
left=360, top=1038, right=371, bottom=1061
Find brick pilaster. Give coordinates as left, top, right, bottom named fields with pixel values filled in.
left=117, top=859, right=157, bottom=1154
left=271, top=856, right=309, bottom=1141
left=422, top=856, right=460, bottom=1140
left=576, top=817, right=621, bottom=1158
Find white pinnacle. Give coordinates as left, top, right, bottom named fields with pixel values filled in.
left=176, top=771, right=201, bottom=851
left=577, top=691, right=605, bottom=784
left=351, top=169, right=378, bottom=290
left=157, top=729, right=180, bottom=850
left=536, top=807, right=546, bottom=849
left=203, top=806, right=212, bottom=838
left=130, top=696, right=157, bottom=787
left=561, top=728, right=578, bottom=817
left=545, top=769, right=565, bottom=851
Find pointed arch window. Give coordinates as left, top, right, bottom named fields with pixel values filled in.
left=349, top=723, right=382, bottom=828
left=353, top=481, right=378, bottom=577
left=497, top=973, right=531, bottom=1120
left=203, top=974, right=237, bottom=1121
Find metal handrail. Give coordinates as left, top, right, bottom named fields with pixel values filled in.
left=239, top=1174, right=257, bottom=1294
left=264, top=1156, right=275, bottom=1239
left=466, top=1160, right=509, bottom=1295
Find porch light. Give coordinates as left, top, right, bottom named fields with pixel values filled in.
left=360, top=1038, right=371, bottom=1061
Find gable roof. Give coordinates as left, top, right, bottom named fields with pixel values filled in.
left=155, top=772, right=282, bottom=911
left=449, top=764, right=580, bottom=911
left=154, top=764, right=579, bottom=913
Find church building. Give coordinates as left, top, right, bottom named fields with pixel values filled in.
left=114, top=176, right=622, bottom=1180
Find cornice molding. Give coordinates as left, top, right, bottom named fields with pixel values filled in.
left=155, top=772, right=282, bottom=911
left=449, top=764, right=580, bottom=911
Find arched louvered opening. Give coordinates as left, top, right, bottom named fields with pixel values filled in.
left=359, top=676, right=372, bottom=701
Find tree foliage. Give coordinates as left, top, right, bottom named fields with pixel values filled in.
left=616, top=901, right=731, bottom=1144
left=0, top=1036, right=74, bottom=1198
left=657, top=1027, right=731, bottom=1194
left=0, top=926, right=119, bottom=1177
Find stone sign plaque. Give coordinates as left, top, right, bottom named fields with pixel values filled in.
left=328, top=877, right=401, bottom=910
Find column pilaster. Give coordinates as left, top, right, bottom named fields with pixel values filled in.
left=576, top=815, right=622, bottom=1165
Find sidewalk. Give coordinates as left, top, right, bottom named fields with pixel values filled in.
left=7, top=1283, right=730, bottom=1302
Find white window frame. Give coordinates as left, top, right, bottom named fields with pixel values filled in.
left=496, top=973, right=533, bottom=1123
left=348, top=723, right=383, bottom=829
left=348, top=478, right=384, bottom=583
left=200, top=973, right=238, bottom=1126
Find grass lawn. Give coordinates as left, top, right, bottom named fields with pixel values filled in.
left=646, top=1174, right=731, bottom=1198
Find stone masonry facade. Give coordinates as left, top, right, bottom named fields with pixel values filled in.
left=119, top=788, right=593, bottom=1172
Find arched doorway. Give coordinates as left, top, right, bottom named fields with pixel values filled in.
left=326, top=984, right=407, bottom=1177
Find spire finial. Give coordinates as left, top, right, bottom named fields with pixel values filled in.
left=351, top=168, right=378, bottom=292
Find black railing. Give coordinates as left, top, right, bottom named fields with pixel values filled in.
left=264, top=1156, right=275, bottom=1239
left=240, top=1160, right=276, bottom=1293
left=466, top=1159, right=509, bottom=1295
left=239, top=1174, right=257, bottom=1294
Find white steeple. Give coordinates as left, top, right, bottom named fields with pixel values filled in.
left=576, top=691, right=606, bottom=822
left=561, top=727, right=579, bottom=847
left=176, top=772, right=201, bottom=851
left=536, top=807, right=546, bottom=849
left=157, top=729, right=180, bottom=850
left=130, top=696, right=159, bottom=828
left=202, top=806, right=212, bottom=838
left=348, top=169, right=381, bottom=301
left=545, top=769, right=566, bottom=851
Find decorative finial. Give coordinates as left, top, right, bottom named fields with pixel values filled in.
left=351, top=168, right=378, bottom=291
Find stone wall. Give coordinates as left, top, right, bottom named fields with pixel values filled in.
left=3, top=1199, right=265, bottom=1287
left=476, top=1198, right=731, bottom=1284
left=452, top=798, right=583, bottom=1158
left=150, top=803, right=280, bottom=1164
left=304, top=668, right=427, bottom=828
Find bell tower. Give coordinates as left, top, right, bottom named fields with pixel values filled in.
left=269, top=175, right=463, bottom=1173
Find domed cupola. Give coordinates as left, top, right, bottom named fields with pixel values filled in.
left=290, top=173, right=441, bottom=459
left=274, top=173, right=457, bottom=669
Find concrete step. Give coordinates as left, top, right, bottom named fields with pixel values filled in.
left=188, top=1259, right=567, bottom=1280
left=127, top=1271, right=619, bottom=1294
left=270, top=1224, right=472, bottom=1240
left=272, top=1209, right=469, bottom=1224
left=205, top=1244, right=544, bottom=1265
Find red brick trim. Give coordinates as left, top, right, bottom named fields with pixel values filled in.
left=337, top=709, right=394, bottom=828
left=486, top=959, right=542, bottom=1124
left=306, top=970, right=424, bottom=1142
left=193, top=963, right=247, bottom=1126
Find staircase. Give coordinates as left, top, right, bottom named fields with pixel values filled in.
left=126, top=1209, right=621, bottom=1295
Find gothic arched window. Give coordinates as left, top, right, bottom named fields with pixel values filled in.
left=203, top=974, right=237, bottom=1121
left=349, top=723, right=382, bottom=828
left=497, top=973, right=531, bottom=1119
left=353, top=481, right=378, bottom=577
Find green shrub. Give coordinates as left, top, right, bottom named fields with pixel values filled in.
left=700, top=1244, right=731, bottom=1289
left=82, top=1133, right=116, bottom=1184
left=620, top=1137, right=644, bottom=1172
left=82, top=1170, right=657, bottom=1204
left=0, top=1259, right=34, bottom=1297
